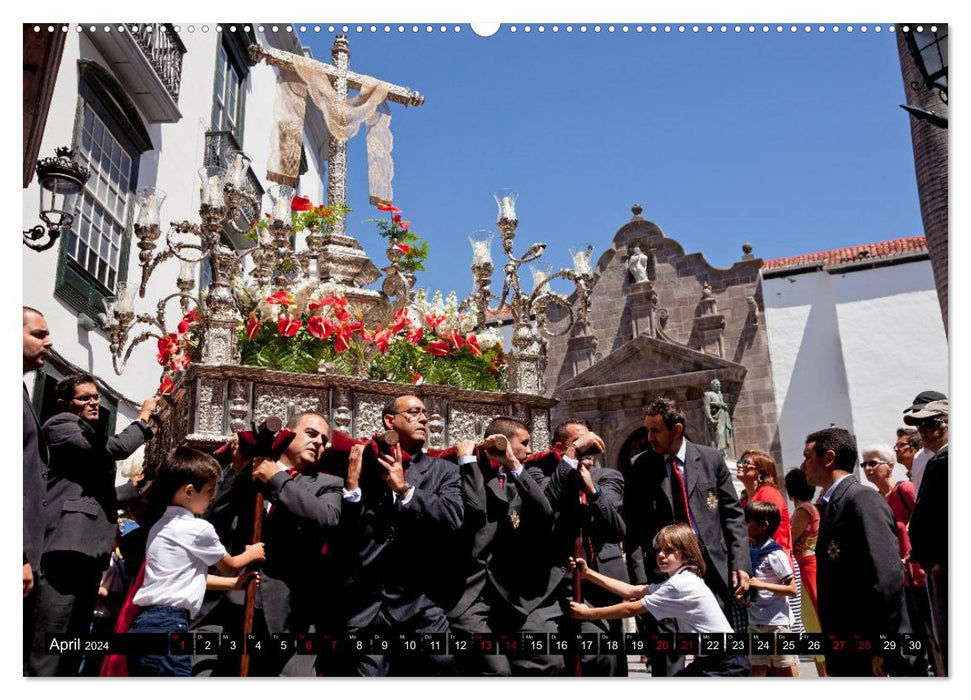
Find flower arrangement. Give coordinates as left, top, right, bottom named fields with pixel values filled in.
left=155, top=307, right=201, bottom=395
left=237, top=287, right=506, bottom=391
left=244, top=197, right=351, bottom=241
left=367, top=202, right=429, bottom=272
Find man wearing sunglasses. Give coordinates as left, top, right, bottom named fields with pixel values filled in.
left=905, top=399, right=948, bottom=675
left=204, top=411, right=343, bottom=676
left=903, top=391, right=946, bottom=493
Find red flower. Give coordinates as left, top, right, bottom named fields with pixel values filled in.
left=373, top=328, right=392, bottom=354
left=406, top=326, right=423, bottom=344
left=425, top=340, right=451, bottom=357
left=424, top=313, right=447, bottom=329
left=158, top=375, right=175, bottom=395
left=291, top=195, right=314, bottom=211
left=245, top=312, right=262, bottom=340
left=377, top=202, right=401, bottom=213
left=156, top=333, right=181, bottom=366
left=169, top=353, right=191, bottom=371
left=278, top=313, right=302, bottom=337
left=466, top=334, right=482, bottom=357
left=266, top=290, right=295, bottom=306
left=307, top=315, right=334, bottom=341
left=334, top=326, right=353, bottom=353
left=398, top=221, right=411, bottom=231
left=442, top=331, right=464, bottom=351
left=395, top=243, right=411, bottom=254
left=317, top=205, right=333, bottom=217
left=392, top=307, right=412, bottom=334
left=412, top=372, right=424, bottom=385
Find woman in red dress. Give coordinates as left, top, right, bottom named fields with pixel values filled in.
left=736, top=450, right=791, bottom=554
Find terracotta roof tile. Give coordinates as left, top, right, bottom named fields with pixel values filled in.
left=762, top=236, right=927, bottom=272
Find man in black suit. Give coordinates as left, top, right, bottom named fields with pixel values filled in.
left=904, top=401, right=948, bottom=675
left=533, top=419, right=628, bottom=676
left=624, top=397, right=749, bottom=676
left=29, top=373, right=158, bottom=676
left=23, top=306, right=51, bottom=675
left=802, top=427, right=909, bottom=676
left=338, top=394, right=463, bottom=676
left=444, top=416, right=554, bottom=675
left=204, top=411, right=343, bottom=676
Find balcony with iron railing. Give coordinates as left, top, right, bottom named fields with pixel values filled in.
left=130, top=24, right=187, bottom=103
left=87, top=23, right=186, bottom=123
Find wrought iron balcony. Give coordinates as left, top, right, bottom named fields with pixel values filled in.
left=130, top=24, right=187, bottom=102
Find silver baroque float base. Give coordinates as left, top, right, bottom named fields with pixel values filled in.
left=146, top=363, right=556, bottom=471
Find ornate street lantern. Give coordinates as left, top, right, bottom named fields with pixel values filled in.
left=900, top=24, right=948, bottom=129
left=23, top=147, right=90, bottom=252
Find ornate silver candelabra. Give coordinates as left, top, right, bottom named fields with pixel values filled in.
left=468, top=190, right=594, bottom=394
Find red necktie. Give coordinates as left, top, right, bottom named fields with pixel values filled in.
left=497, top=472, right=505, bottom=489
left=669, top=457, right=691, bottom=525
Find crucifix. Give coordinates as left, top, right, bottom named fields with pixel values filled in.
left=251, top=36, right=425, bottom=238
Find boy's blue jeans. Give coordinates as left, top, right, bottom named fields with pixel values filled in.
left=127, top=605, right=191, bottom=676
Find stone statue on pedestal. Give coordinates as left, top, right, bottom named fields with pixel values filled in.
left=628, top=246, right=649, bottom=283
left=703, top=379, right=733, bottom=459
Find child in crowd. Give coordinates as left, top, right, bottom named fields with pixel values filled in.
left=570, top=523, right=750, bottom=676
left=744, top=500, right=799, bottom=676
left=127, top=446, right=265, bottom=676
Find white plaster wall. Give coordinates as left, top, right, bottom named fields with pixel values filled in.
left=831, top=262, right=948, bottom=482
left=763, top=270, right=854, bottom=473
left=23, top=28, right=327, bottom=423
left=764, top=259, right=948, bottom=487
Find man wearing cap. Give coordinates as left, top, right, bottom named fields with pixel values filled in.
left=905, top=399, right=948, bottom=675
left=902, top=391, right=946, bottom=493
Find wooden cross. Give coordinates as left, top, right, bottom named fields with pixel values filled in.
left=251, top=36, right=424, bottom=237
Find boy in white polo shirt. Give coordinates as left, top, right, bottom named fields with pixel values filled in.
left=128, top=447, right=265, bottom=676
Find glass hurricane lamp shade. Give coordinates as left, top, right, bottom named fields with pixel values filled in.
left=469, top=231, right=494, bottom=266
left=571, top=246, right=593, bottom=276
left=113, top=281, right=135, bottom=315
left=199, top=166, right=227, bottom=208
left=135, top=188, right=166, bottom=227
left=494, top=188, right=518, bottom=221
left=268, top=183, right=295, bottom=224
left=36, top=148, right=89, bottom=229
left=178, top=259, right=198, bottom=284
left=224, top=150, right=252, bottom=190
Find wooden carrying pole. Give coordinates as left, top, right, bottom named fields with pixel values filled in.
left=572, top=534, right=584, bottom=677
left=239, top=487, right=264, bottom=676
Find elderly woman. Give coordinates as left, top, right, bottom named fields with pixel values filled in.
left=861, top=445, right=925, bottom=588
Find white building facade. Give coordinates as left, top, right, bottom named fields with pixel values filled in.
left=23, top=24, right=328, bottom=439
left=762, top=237, right=948, bottom=480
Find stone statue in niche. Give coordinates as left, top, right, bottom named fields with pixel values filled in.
left=628, top=246, right=650, bottom=283
left=703, top=378, right=733, bottom=459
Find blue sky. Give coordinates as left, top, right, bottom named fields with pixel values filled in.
left=298, top=23, right=923, bottom=299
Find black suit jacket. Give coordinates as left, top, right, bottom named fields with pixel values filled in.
left=208, top=464, right=343, bottom=635
left=533, top=459, right=629, bottom=597
left=816, top=475, right=906, bottom=639
left=41, top=412, right=151, bottom=563
left=909, top=446, right=947, bottom=570
left=336, top=451, right=463, bottom=628
left=624, top=440, right=749, bottom=598
left=23, top=385, right=48, bottom=570
left=445, top=453, right=554, bottom=618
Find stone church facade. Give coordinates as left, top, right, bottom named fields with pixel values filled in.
left=544, top=205, right=780, bottom=470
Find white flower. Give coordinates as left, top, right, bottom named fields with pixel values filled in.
left=477, top=327, right=502, bottom=350
left=458, top=314, right=476, bottom=334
